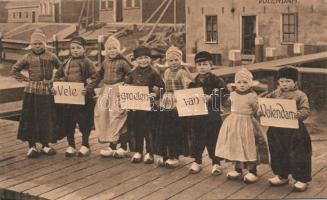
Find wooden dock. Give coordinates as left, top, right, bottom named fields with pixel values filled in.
left=0, top=119, right=327, bottom=200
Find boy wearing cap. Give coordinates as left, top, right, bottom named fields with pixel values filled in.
left=188, top=51, right=228, bottom=175
left=88, top=36, right=132, bottom=158
left=265, top=66, right=312, bottom=192
left=125, top=46, right=165, bottom=163
left=11, top=28, right=61, bottom=158
left=55, top=36, right=97, bottom=157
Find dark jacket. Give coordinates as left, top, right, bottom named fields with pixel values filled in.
left=189, top=72, right=229, bottom=112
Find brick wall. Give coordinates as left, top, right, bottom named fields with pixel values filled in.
left=186, top=0, right=327, bottom=65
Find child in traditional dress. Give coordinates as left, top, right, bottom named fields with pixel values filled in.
left=125, top=46, right=165, bottom=163
left=265, top=66, right=311, bottom=192
left=155, top=46, right=192, bottom=168
left=188, top=51, right=228, bottom=175
left=88, top=36, right=132, bottom=158
left=215, top=68, right=268, bottom=183
left=11, top=29, right=61, bottom=158
left=55, top=36, right=96, bottom=157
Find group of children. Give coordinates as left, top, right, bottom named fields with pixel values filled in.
left=12, top=28, right=312, bottom=192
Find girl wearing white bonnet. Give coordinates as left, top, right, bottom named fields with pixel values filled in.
left=215, top=68, right=268, bottom=184
left=154, top=45, right=192, bottom=168
left=88, top=36, right=133, bottom=158
left=11, top=28, right=62, bottom=158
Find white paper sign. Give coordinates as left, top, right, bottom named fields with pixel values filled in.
left=119, top=85, right=151, bottom=111
left=175, top=88, right=208, bottom=117
left=53, top=82, right=85, bottom=105
left=259, top=98, right=299, bottom=129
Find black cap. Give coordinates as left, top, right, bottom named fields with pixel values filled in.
left=194, top=51, right=212, bottom=63
left=71, top=36, right=86, bottom=47
left=277, top=65, right=298, bottom=81
left=133, top=46, right=151, bottom=59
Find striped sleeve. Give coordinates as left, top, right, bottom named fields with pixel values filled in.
left=11, top=54, right=29, bottom=82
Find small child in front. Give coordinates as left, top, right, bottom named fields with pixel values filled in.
left=266, top=66, right=312, bottom=192
left=215, top=68, right=268, bottom=184
left=188, top=51, right=228, bottom=175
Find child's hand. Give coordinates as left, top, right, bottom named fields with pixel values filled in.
left=257, top=110, right=264, bottom=117
left=149, top=93, right=156, bottom=98
left=294, top=112, right=302, bottom=119
left=226, top=83, right=235, bottom=92
left=51, top=88, right=57, bottom=95
left=203, top=94, right=211, bottom=102
left=81, top=89, right=87, bottom=96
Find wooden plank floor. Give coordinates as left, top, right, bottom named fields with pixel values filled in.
left=0, top=119, right=327, bottom=200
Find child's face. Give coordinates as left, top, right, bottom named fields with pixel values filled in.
left=196, top=60, right=211, bottom=75
left=166, top=55, right=181, bottom=69
left=278, top=78, right=296, bottom=91
left=106, top=44, right=119, bottom=58
left=70, top=43, right=85, bottom=58
left=31, top=41, right=45, bottom=54
left=136, top=56, right=151, bottom=67
left=235, top=79, right=251, bottom=92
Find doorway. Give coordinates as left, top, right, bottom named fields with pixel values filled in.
left=242, top=16, right=256, bottom=55
left=116, top=0, right=123, bottom=22
left=32, top=11, right=36, bottom=23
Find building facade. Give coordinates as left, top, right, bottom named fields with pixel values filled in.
left=185, top=0, right=327, bottom=66
left=99, top=0, right=185, bottom=24
left=6, top=2, right=39, bottom=23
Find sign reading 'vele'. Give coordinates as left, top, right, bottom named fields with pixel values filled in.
left=258, top=98, right=298, bottom=129
left=53, top=82, right=85, bottom=105
left=119, top=85, right=151, bottom=111
left=175, top=88, right=208, bottom=117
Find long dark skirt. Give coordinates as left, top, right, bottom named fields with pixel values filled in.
left=154, top=110, right=190, bottom=159
left=189, top=111, right=222, bottom=165
left=17, top=92, right=57, bottom=144
left=267, top=121, right=312, bottom=182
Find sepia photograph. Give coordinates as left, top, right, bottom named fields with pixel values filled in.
left=0, top=0, right=326, bottom=199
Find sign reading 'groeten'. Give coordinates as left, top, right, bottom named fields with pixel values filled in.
left=259, top=98, right=298, bottom=129
left=119, top=85, right=151, bottom=111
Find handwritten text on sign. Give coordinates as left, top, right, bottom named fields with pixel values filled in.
left=259, top=98, right=298, bottom=129
left=175, top=88, right=208, bottom=117
left=119, top=85, right=151, bottom=111
left=53, top=82, right=85, bottom=105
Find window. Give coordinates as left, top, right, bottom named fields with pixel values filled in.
left=100, top=0, right=106, bottom=9
left=13, top=12, right=16, bottom=18
left=282, top=13, right=298, bottom=43
left=125, top=0, right=140, bottom=8
left=19, top=12, right=22, bottom=18
left=25, top=12, right=28, bottom=18
left=212, top=54, right=222, bottom=66
left=126, top=0, right=132, bottom=8
left=205, top=15, right=218, bottom=43
left=134, top=0, right=140, bottom=8
left=108, top=0, right=113, bottom=9
left=100, top=0, right=113, bottom=10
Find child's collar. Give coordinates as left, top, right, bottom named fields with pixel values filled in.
left=31, top=49, right=45, bottom=55
left=235, top=88, right=253, bottom=95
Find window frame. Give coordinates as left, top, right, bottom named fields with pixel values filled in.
left=124, top=0, right=140, bottom=9
left=281, top=13, right=298, bottom=44
left=100, top=0, right=113, bottom=10
left=204, top=15, right=218, bottom=44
